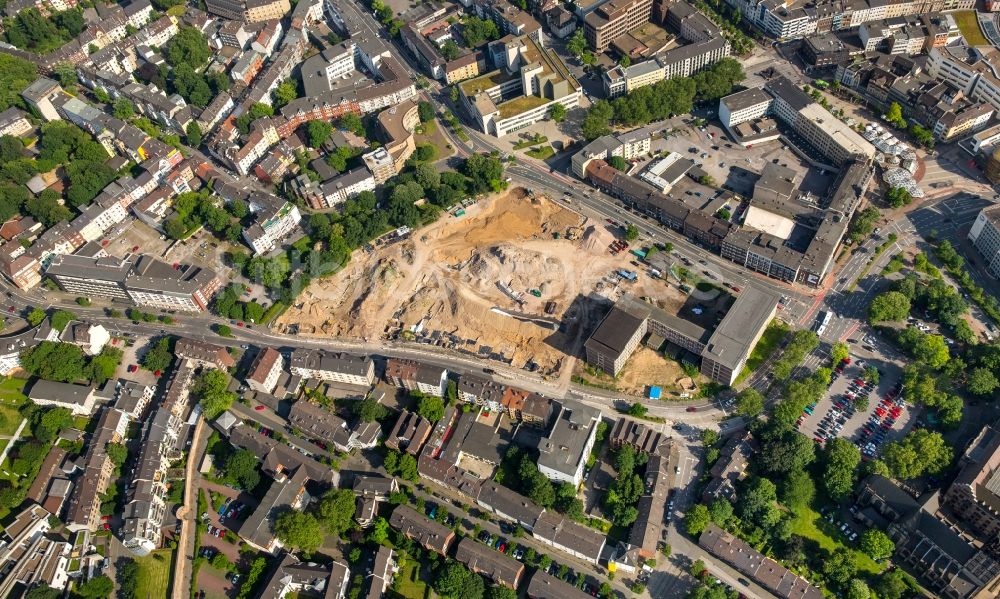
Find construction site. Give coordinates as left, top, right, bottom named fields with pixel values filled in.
left=276, top=188, right=676, bottom=376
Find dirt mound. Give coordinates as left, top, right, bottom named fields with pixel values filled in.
left=463, top=244, right=566, bottom=298
left=580, top=223, right=615, bottom=252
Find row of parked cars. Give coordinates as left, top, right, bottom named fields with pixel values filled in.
left=856, top=380, right=904, bottom=459
left=488, top=522, right=599, bottom=596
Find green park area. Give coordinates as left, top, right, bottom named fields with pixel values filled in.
left=134, top=549, right=173, bottom=599
left=789, top=506, right=882, bottom=576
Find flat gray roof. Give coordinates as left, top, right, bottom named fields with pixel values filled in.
left=702, top=286, right=779, bottom=370
left=721, top=88, right=772, bottom=112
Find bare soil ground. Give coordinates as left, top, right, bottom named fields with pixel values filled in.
left=573, top=347, right=703, bottom=397
left=277, top=188, right=669, bottom=374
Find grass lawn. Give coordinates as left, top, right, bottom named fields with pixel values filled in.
left=0, top=377, right=28, bottom=435
left=735, top=321, right=791, bottom=385
left=789, top=506, right=882, bottom=575
left=525, top=145, right=555, bottom=160
left=391, top=559, right=429, bottom=599
left=513, top=135, right=548, bottom=150
left=135, top=548, right=174, bottom=599
left=953, top=11, right=989, bottom=46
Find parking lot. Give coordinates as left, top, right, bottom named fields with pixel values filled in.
left=797, top=352, right=916, bottom=457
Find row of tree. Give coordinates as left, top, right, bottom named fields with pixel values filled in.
left=580, top=59, right=745, bottom=140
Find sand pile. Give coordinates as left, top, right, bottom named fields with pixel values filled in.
left=580, top=224, right=615, bottom=252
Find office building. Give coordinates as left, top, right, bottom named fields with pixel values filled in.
left=969, top=205, right=1000, bottom=278
left=584, top=0, right=653, bottom=52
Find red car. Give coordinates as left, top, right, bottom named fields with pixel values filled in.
left=841, top=357, right=851, bottom=364
left=237, top=321, right=245, bottom=327
left=132, top=245, right=140, bottom=252
left=154, top=370, right=161, bottom=377
left=254, top=405, right=265, bottom=411
left=686, top=406, right=698, bottom=412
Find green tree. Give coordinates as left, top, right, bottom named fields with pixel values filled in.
left=581, top=100, right=613, bottom=140
left=368, top=516, right=390, bottom=544
left=434, top=561, right=485, bottom=599
left=486, top=586, right=517, bottom=599
left=858, top=529, right=894, bottom=561
left=417, top=394, right=445, bottom=422
left=885, top=186, right=912, bottom=208
left=193, top=369, right=235, bottom=420
left=20, top=341, right=88, bottom=382
left=337, top=113, right=365, bottom=137
left=830, top=341, right=849, bottom=366
left=166, top=26, right=210, bottom=68
left=461, top=16, right=499, bottom=47
left=885, top=102, right=906, bottom=128
left=868, top=291, right=911, bottom=323
left=274, top=510, right=323, bottom=553
left=356, top=398, right=388, bottom=422
left=306, top=120, right=333, bottom=148
left=822, top=438, right=861, bottom=500
left=141, top=337, right=173, bottom=372
left=567, top=30, right=588, bottom=56
left=440, top=40, right=460, bottom=60
left=846, top=579, right=872, bottom=599
left=823, top=548, right=858, bottom=587
left=49, top=309, right=75, bottom=332
left=549, top=103, right=566, bottom=123
left=883, top=429, right=953, bottom=479
left=272, top=80, right=298, bottom=108
left=26, top=307, right=46, bottom=326
left=185, top=121, right=203, bottom=147
left=735, top=388, right=764, bottom=418
left=607, top=155, right=628, bottom=171
left=968, top=367, right=999, bottom=395
left=625, top=223, right=639, bottom=241
left=224, top=449, right=261, bottom=490
left=418, top=101, right=435, bottom=123
left=685, top=503, right=711, bottom=535
left=76, top=575, right=114, bottom=599
left=779, top=469, right=815, bottom=510
left=316, top=488, right=356, bottom=535
left=113, top=98, right=135, bottom=119
left=875, top=569, right=912, bottom=599
left=90, top=347, right=123, bottom=385
left=25, top=585, right=61, bottom=599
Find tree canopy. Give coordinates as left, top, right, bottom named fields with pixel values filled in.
left=883, top=429, right=953, bottom=480
left=274, top=510, right=323, bottom=553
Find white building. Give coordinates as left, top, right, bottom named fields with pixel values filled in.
left=0, top=505, right=71, bottom=598
left=243, top=200, right=302, bottom=255
left=969, top=205, right=1000, bottom=278
left=536, top=401, right=601, bottom=486
left=289, top=349, right=375, bottom=387
left=570, top=129, right=651, bottom=177
left=246, top=347, right=285, bottom=394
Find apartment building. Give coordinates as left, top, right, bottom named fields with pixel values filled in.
left=300, top=41, right=356, bottom=96
left=969, top=205, right=1000, bottom=278
left=246, top=347, right=285, bottom=394
left=44, top=254, right=132, bottom=303
left=386, top=410, right=433, bottom=455
left=289, top=349, right=375, bottom=387
left=571, top=129, right=651, bottom=177
left=0, top=505, right=70, bottom=598
left=584, top=0, right=653, bottom=52
left=384, top=358, right=449, bottom=397
left=238, top=468, right=310, bottom=553
left=65, top=407, right=130, bottom=532
left=122, top=407, right=182, bottom=555
left=124, top=255, right=221, bottom=312
left=0, top=107, right=31, bottom=137
left=389, top=505, right=456, bottom=554
left=536, top=400, right=601, bottom=486
left=243, top=198, right=302, bottom=254
left=245, top=0, right=290, bottom=22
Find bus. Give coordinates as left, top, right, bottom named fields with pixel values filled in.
left=815, top=311, right=832, bottom=336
